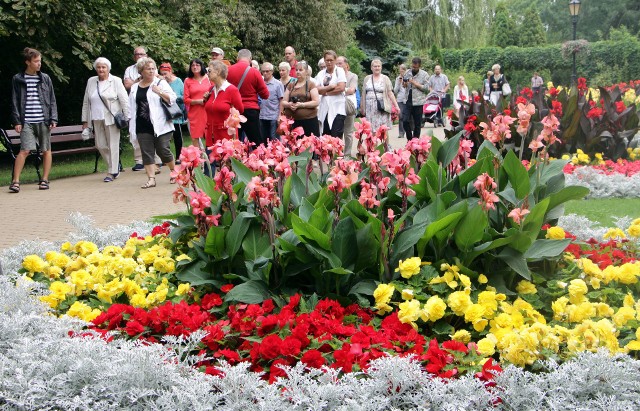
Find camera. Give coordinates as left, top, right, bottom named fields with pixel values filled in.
left=403, top=72, right=413, bottom=82
left=290, top=96, right=300, bottom=104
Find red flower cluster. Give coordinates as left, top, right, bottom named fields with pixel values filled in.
left=615, top=101, right=627, bottom=113
left=89, top=294, right=501, bottom=383
left=551, top=100, right=563, bottom=117
left=577, top=77, right=588, bottom=91
left=586, top=107, right=604, bottom=119
left=549, top=87, right=560, bottom=97
left=520, top=87, right=533, bottom=99
left=151, top=221, right=171, bottom=237
left=564, top=159, right=640, bottom=177
left=565, top=238, right=638, bottom=270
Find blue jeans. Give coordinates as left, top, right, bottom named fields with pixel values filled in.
left=260, top=119, right=278, bottom=142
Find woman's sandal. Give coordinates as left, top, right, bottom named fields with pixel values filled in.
left=169, top=176, right=177, bottom=184
left=141, top=177, right=156, bottom=189
left=9, top=182, right=20, bottom=193
left=38, top=180, right=50, bottom=190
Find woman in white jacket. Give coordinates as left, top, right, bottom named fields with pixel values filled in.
left=81, top=57, right=129, bottom=182
left=128, top=57, right=177, bottom=189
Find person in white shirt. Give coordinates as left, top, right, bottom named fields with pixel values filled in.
left=315, top=50, right=346, bottom=137
left=531, top=71, right=544, bottom=94
left=452, top=76, right=469, bottom=120
left=336, top=55, right=358, bottom=156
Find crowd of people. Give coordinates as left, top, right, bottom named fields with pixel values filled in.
left=8, top=45, right=540, bottom=192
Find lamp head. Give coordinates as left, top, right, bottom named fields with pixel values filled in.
left=569, top=0, right=581, bottom=17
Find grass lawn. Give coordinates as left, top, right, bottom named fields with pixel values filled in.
left=565, top=198, right=640, bottom=227
left=0, top=133, right=193, bottom=187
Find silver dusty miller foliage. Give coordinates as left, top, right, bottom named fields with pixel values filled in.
left=566, top=167, right=640, bottom=199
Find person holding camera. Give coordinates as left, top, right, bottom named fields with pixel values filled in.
left=282, top=61, right=320, bottom=137
left=401, top=57, right=429, bottom=140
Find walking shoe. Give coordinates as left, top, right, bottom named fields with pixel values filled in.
left=132, top=163, right=144, bottom=171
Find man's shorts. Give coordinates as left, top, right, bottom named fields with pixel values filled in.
left=20, top=122, right=51, bottom=151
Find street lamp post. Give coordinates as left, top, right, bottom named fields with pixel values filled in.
left=569, top=0, right=581, bottom=86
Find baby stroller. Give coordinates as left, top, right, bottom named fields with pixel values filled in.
left=422, top=92, right=444, bottom=127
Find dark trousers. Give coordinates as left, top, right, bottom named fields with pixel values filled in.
left=293, top=117, right=320, bottom=138
left=260, top=119, right=278, bottom=142
left=172, top=123, right=183, bottom=160
left=241, top=108, right=263, bottom=147
left=322, top=114, right=346, bottom=137
left=403, top=105, right=423, bottom=139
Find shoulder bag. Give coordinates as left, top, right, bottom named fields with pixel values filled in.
left=371, top=77, right=385, bottom=113
left=158, top=80, right=183, bottom=121
left=96, top=80, right=128, bottom=129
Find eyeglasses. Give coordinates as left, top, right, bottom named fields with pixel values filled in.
left=261, top=70, right=272, bottom=73
left=134, top=53, right=147, bottom=56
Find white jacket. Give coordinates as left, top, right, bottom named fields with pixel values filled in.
left=128, top=77, right=176, bottom=139
left=81, top=74, right=129, bottom=126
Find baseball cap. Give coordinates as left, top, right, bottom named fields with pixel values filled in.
left=211, top=47, right=224, bottom=56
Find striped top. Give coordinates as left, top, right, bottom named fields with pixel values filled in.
left=24, top=74, right=45, bottom=123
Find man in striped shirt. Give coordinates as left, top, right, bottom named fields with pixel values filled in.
left=9, top=47, right=58, bottom=192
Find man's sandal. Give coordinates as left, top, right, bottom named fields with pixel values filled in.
left=38, top=180, right=50, bottom=190
left=141, top=177, right=156, bottom=189
left=9, top=182, right=20, bottom=193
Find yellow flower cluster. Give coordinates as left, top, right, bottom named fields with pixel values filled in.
left=628, top=147, right=640, bottom=161
left=562, top=149, right=605, bottom=166
left=576, top=258, right=640, bottom=287
left=622, top=88, right=640, bottom=107
left=546, top=226, right=566, bottom=240
left=22, top=238, right=191, bottom=321
left=430, top=263, right=471, bottom=289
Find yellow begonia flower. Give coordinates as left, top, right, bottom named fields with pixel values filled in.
left=451, top=329, right=471, bottom=343
left=422, top=295, right=447, bottom=322
left=130, top=293, right=148, bottom=308
left=477, top=335, right=497, bottom=355
left=478, top=274, right=488, bottom=284
left=613, top=307, right=636, bottom=328
left=447, top=290, right=472, bottom=316
left=375, top=302, right=393, bottom=314
left=176, top=283, right=191, bottom=296
left=516, top=280, right=537, bottom=295
left=628, top=224, right=640, bottom=238
left=397, top=299, right=421, bottom=328
left=45, top=251, right=71, bottom=268
left=22, top=255, right=47, bottom=273
left=603, top=228, right=626, bottom=240
left=74, top=241, right=98, bottom=256
left=396, top=257, right=422, bottom=279
left=401, top=289, right=414, bottom=300
left=176, top=254, right=191, bottom=262
left=546, top=226, right=566, bottom=240
left=373, top=283, right=395, bottom=305
left=67, top=301, right=101, bottom=322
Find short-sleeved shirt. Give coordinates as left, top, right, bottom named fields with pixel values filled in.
left=24, top=74, right=45, bottom=123
left=315, top=66, right=346, bottom=126
left=260, top=78, right=284, bottom=120
left=124, top=64, right=140, bottom=84
left=531, top=76, right=544, bottom=88
left=284, top=80, right=317, bottom=120
left=429, top=74, right=450, bottom=93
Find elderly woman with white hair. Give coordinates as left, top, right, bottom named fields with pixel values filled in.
left=489, top=64, right=507, bottom=106
left=81, top=57, right=129, bottom=182
left=279, top=62, right=292, bottom=88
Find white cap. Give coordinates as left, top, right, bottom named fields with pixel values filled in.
left=211, top=47, right=224, bottom=56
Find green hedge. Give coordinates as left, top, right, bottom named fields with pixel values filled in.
left=443, top=38, right=640, bottom=88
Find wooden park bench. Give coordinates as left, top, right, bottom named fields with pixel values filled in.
left=0, top=125, right=99, bottom=181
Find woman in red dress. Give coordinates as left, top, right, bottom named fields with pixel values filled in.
left=183, top=59, right=210, bottom=145
left=204, top=60, right=243, bottom=146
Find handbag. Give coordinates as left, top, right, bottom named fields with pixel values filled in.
left=161, top=99, right=183, bottom=121
left=96, top=80, right=128, bottom=129
left=346, top=97, right=356, bottom=116
left=502, top=82, right=511, bottom=96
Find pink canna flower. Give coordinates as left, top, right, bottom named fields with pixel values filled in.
left=358, top=180, right=380, bottom=209
left=224, top=107, right=247, bottom=135
left=213, top=166, right=237, bottom=201
left=529, top=136, right=545, bottom=152
left=209, top=138, right=248, bottom=165
left=179, top=145, right=204, bottom=168
left=473, top=173, right=497, bottom=193
left=479, top=190, right=500, bottom=211
left=405, top=136, right=432, bottom=166
left=189, top=190, right=212, bottom=217
left=508, top=208, right=530, bottom=224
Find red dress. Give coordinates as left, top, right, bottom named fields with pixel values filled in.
left=204, top=81, right=244, bottom=146
left=184, top=76, right=211, bottom=139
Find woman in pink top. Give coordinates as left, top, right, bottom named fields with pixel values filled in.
left=183, top=58, right=211, bottom=144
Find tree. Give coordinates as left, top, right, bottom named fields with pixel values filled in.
left=430, top=44, right=444, bottom=67
left=457, top=0, right=496, bottom=49
left=490, top=3, right=517, bottom=47
left=343, top=0, right=411, bottom=73
left=231, top=0, right=352, bottom=67
left=518, top=6, right=546, bottom=47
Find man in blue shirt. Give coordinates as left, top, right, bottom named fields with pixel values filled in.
left=259, top=62, right=284, bottom=141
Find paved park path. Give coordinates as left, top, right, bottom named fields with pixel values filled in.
left=0, top=126, right=446, bottom=250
